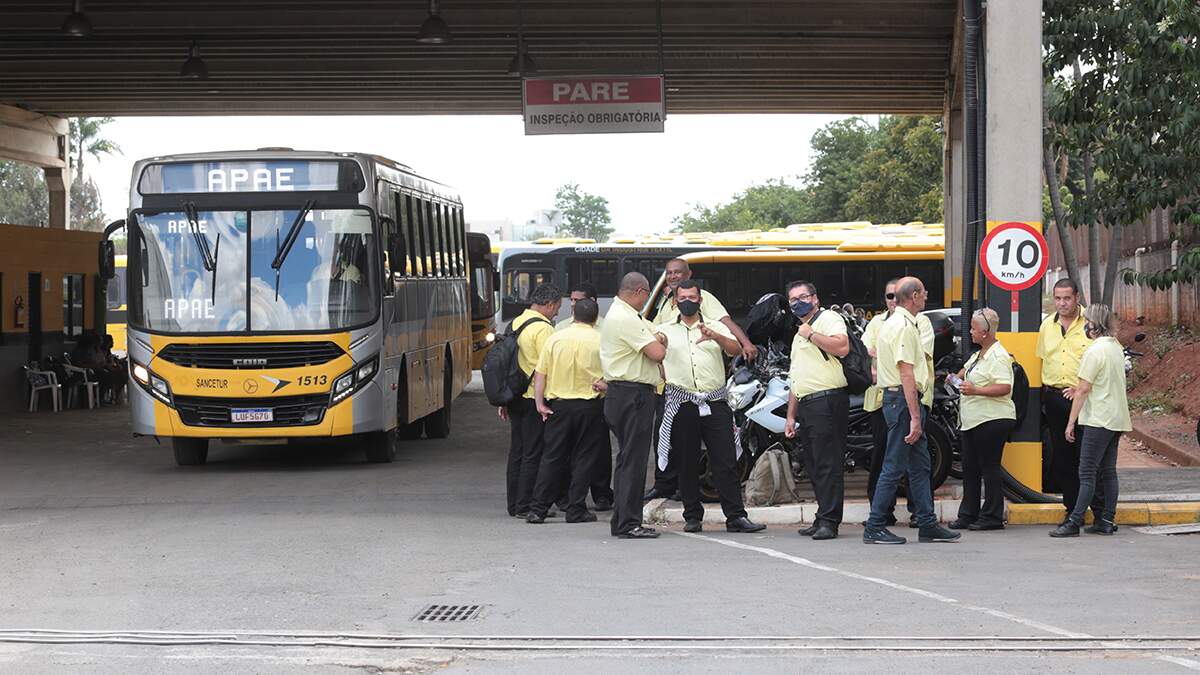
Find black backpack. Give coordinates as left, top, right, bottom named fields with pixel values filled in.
left=481, top=315, right=550, bottom=406
left=812, top=309, right=872, bottom=395
left=1012, top=360, right=1030, bottom=425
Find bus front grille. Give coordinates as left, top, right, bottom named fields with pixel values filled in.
left=158, top=342, right=345, bottom=370
left=174, top=394, right=329, bottom=428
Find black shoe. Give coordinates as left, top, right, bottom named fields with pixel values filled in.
left=669, top=491, right=682, bottom=502
left=812, top=524, right=838, bottom=540
left=555, top=500, right=568, bottom=511
left=726, top=517, right=765, bottom=533
left=860, top=516, right=897, bottom=527
left=617, top=526, right=660, bottom=539
left=918, top=524, right=962, bottom=543
left=863, top=527, right=906, bottom=545
left=967, top=521, right=1004, bottom=531
left=1050, top=521, right=1081, bottom=537
left=642, top=487, right=674, bottom=502
left=514, top=511, right=530, bottom=519
left=1084, top=519, right=1117, bottom=535
left=545, top=508, right=559, bottom=518
left=525, top=512, right=545, bottom=524
left=908, top=515, right=919, bottom=528
left=798, top=524, right=819, bottom=537
left=593, top=500, right=613, bottom=512
left=684, top=519, right=703, bottom=533
left=947, top=518, right=973, bottom=530
left=566, top=511, right=598, bottom=523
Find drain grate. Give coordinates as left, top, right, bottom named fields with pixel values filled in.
left=413, top=604, right=485, bottom=622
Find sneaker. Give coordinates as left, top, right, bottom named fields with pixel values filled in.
left=1084, top=519, right=1117, bottom=535
left=863, top=527, right=906, bottom=545
left=683, top=519, right=703, bottom=533
left=1049, top=521, right=1080, bottom=538
left=918, top=524, right=962, bottom=543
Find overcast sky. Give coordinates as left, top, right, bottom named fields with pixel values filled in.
left=93, top=114, right=852, bottom=237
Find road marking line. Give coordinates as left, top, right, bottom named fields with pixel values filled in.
left=1157, top=656, right=1200, bottom=671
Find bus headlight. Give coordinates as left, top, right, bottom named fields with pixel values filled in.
left=131, top=360, right=172, bottom=406
left=331, top=354, right=379, bottom=405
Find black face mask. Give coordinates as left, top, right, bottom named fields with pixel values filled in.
left=677, top=299, right=700, bottom=317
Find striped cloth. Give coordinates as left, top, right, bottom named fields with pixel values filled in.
left=656, top=383, right=741, bottom=471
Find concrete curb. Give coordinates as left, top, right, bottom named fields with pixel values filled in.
left=644, top=498, right=964, bottom=526
left=1127, top=424, right=1200, bottom=468
left=1007, top=502, right=1200, bottom=526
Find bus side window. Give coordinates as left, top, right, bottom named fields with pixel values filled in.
left=452, top=206, right=465, bottom=276
left=567, top=258, right=618, bottom=296
left=436, top=203, right=449, bottom=277
left=411, top=196, right=427, bottom=277
left=426, top=200, right=442, bottom=277
left=390, top=193, right=409, bottom=278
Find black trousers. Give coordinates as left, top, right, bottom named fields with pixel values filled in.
left=796, top=390, right=849, bottom=526
left=672, top=400, right=748, bottom=523
left=604, top=381, right=656, bottom=536
left=1068, top=425, right=1121, bottom=525
left=530, top=398, right=608, bottom=519
left=504, top=397, right=545, bottom=516
left=590, top=428, right=614, bottom=506
left=958, top=418, right=1015, bottom=525
left=1044, top=388, right=1104, bottom=513
left=651, top=394, right=677, bottom=493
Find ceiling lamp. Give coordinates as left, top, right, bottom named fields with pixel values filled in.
left=506, top=52, right=536, bottom=77
left=416, top=0, right=453, bottom=45
left=179, top=41, right=209, bottom=79
left=61, top=0, right=93, bottom=37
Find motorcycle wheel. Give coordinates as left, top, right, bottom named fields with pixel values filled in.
left=896, top=421, right=952, bottom=496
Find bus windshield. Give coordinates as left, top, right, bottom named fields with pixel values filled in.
left=132, top=207, right=378, bottom=333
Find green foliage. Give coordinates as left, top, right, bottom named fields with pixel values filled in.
left=845, top=116, right=944, bottom=224
left=0, top=161, right=49, bottom=226
left=1044, top=0, right=1200, bottom=297
left=70, top=177, right=107, bottom=232
left=554, top=183, right=613, bottom=241
left=673, top=115, right=944, bottom=232
left=675, top=179, right=813, bottom=233
left=68, top=117, right=121, bottom=184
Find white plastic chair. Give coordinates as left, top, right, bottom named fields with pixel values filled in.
left=23, top=365, right=62, bottom=412
left=61, top=362, right=100, bottom=409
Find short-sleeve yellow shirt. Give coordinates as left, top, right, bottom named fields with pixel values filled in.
left=656, top=316, right=734, bottom=393
left=535, top=323, right=603, bottom=400
left=876, top=306, right=933, bottom=396
left=788, top=310, right=849, bottom=399
left=1036, top=310, right=1092, bottom=388
left=959, top=342, right=1017, bottom=430
left=1077, top=336, right=1132, bottom=432
left=655, top=289, right=730, bottom=324
left=861, top=311, right=890, bottom=412
left=513, top=308, right=554, bottom=399
left=600, top=297, right=663, bottom=386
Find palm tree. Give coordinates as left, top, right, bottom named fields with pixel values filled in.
left=68, top=117, right=121, bottom=184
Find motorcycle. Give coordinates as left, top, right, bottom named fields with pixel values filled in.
left=698, top=309, right=953, bottom=501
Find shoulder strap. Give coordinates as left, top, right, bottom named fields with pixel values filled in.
left=809, top=309, right=831, bottom=361
left=513, top=315, right=550, bottom=338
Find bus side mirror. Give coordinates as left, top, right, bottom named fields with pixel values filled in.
left=99, top=240, right=116, bottom=281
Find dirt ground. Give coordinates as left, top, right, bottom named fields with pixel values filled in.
left=1122, top=324, right=1200, bottom=418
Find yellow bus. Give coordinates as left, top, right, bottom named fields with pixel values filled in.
left=101, top=150, right=472, bottom=466
left=104, top=254, right=127, bottom=352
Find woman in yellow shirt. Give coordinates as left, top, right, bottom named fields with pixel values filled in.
left=949, top=308, right=1016, bottom=531
left=1051, top=304, right=1131, bottom=538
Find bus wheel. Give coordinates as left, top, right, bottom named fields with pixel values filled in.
left=423, top=364, right=453, bottom=439
left=397, top=420, right=424, bottom=440
left=172, top=438, right=209, bottom=466
left=365, top=428, right=398, bottom=463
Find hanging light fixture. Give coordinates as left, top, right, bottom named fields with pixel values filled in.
left=416, top=0, right=453, bottom=45
left=61, top=0, right=93, bottom=37
left=506, top=0, right=535, bottom=76
left=179, top=41, right=209, bottom=79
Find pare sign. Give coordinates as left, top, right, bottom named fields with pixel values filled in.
left=523, top=76, right=665, bottom=135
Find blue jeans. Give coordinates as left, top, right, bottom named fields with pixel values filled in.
left=867, top=390, right=936, bottom=529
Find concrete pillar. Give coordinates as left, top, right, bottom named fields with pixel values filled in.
left=982, top=0, right=1045, bottom=492
left=943, top=106, right=965, bottom=308
left=44, top=167, right=70, bottom=229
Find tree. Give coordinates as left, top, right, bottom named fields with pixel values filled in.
left=1043, top=0, right=1200, bottom=305
left=0, top=161, right=49, bottom=226
left=69, top=117, right=121, bottom=186
left=70, top=177, right=107, bottom=232
left=803, top=117, right=876, bottom=222
left=554, top=183, right=614, bottom=241
left=845, top=116, right=944, bottom=224
left=674, top=178, right=813, bottom=232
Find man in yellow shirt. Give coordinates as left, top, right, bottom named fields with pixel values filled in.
left=601, top=272, right=668, bottom=539
left=500, top=283, right=559, bottom=519
left=861, top=278, right=899, bottom=525
left=526, top=298, right=610, bottom=524
left=655, top=280, right=764, bottom=534
left=863, top=277, right=960, bottom=545
left=783, top=280, right=849, bottom=540
left=1035, top=277, right=1100, bottom=519
left=555, top=281, right=605, bottom=332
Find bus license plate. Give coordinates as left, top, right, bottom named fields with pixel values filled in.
left=231, top=408, right=273, bottom=423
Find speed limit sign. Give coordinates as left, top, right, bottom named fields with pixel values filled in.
left=979, top=222, right=1048, bottom=292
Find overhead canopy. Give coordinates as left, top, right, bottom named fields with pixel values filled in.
left=0, top=1, right=955, bottom=116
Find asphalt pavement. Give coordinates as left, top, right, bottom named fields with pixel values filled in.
left=1, top=391, right=1198, bottom=673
